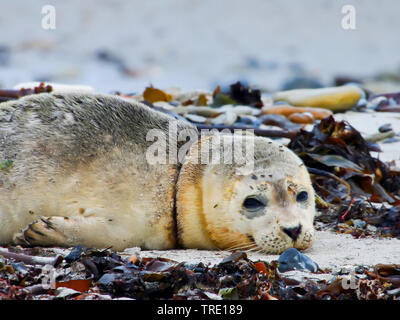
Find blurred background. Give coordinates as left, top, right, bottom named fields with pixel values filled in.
left=0, top=0, right=399, bottom=93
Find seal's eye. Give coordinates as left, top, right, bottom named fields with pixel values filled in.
left=243, top=197, right=265, bottom=211
left=296, top=191, right=308, bottom=202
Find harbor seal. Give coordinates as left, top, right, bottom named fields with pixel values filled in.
left=0, top=92, right=316, bottom=253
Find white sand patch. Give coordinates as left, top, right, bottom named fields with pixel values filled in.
left=123, top=230, right=400, bottom=269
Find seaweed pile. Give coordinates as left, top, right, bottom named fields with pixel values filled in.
left=1, top=247, right=399, bottom=300
left=288, top=116, right=400, bottom=239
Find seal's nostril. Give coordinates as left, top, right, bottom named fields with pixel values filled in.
left=282, top=225, right=302, bottom=241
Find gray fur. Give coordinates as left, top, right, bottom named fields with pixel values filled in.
left=0, top=92, right=196, bottom=185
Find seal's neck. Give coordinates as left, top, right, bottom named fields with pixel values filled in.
left=174, top=139, right=217, bottom=249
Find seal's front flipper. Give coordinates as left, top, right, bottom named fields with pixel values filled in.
left=13, top=216, right=119, bottom=249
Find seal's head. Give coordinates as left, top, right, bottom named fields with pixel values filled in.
left=177, top=134, right=316, bottom=254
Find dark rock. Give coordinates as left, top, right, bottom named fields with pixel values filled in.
left=281, top=77, right=323, bottom=91
left=334, top=75, right=362, bottom=87
left=97, top=273, right=120, bottom=286
left=64, top=246, right=84, bottom=263
left=277, top=248, right=319, bottom=273
left=379, top=123, right=393, bottom=133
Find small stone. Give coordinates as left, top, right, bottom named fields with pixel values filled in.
left=173, top=90, right=211, bottom=103
left=278, top=248, right=319, bottom=273
left=259, top=114, right=302, bottom=131
left=64, top=246, right=84, bottom=263
left=153, top=101, right=175, bottom=110
left=351, top=219, right=366, bottom=229
left=97, top=273, right=120, bottom=286
left=185, top=114, right=207, bottom=124
left=356, top=98, right=367, bottom=109
left=366, top=96, right=388, bottom=110
left=262, top=104, right=332, bottom=120
left=273, top=85, right=364, bottom=112
left=288, top=112, right=315, bottom=124
left=378, top=123, right=393, bottom=133
left=211, top=111, right=237, bottom=125
left=366, top=224, right=378, bottom=233
left=281, top=77, right=323, bottom=90
left=173, top=106, right=221, bottom=117
left=387, top=288, right=400, bottom=296
left=237, top=115, right=261, bottom=127
left=228, top=105, right=261, bottom=116
left=55, top=287, right=81, bottom=299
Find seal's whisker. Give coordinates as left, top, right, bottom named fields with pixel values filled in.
left=245, top=244, right=264, bottom=253
left=225, top=243, right=258, bottom=252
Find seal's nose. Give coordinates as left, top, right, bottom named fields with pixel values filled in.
left=282, top=225, right=302, bottom=241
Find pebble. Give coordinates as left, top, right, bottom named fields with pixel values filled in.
left=173, top=90, right=211, bottom=103
left=273, top=85, right=364, bottom=112
left=351, top=219, right=366, bottom=229
left=287, top=112, right=314, bottom=124
left=366, top=224, right=378, bottom=233
left=211, top=111, right=237, bottom=125
left=262, top=104, right=332, bottom=120
left=356, top=97, right=367, bottom=109
left=236, top=115, right=261, bottom=127
left=259, top=114, right=302, bottom=131
left=153, top=101, right=175, bottom=110
left=97, top=273, right=120, bottom=286
left=378, top=123, right=393, bottom=133
left=55, top=287, right=81, bottom=298
left=387, top=288, right=400, bottom=296
left=173, top=106, right=221, bottom=117
left=281, top=76, right=323, bottom=90
left=217, top=104, right=261, bottom=116
left=185, top=114, right=208, bottom=124
left=277, top=248, right=319, bottom=273
left=366, top=96, right=388, bottom=110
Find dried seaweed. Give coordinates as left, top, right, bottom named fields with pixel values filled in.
left=289, top=116, right=400, bottom=203
left=0, top=82, right=53, bottom=103
left=288, top=116, right=400, bottom=238
left=1, top=248, right=398, bottom=300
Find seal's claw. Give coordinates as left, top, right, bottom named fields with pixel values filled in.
left=13, top=231, right=31, bottom=246
left=12, top=217, right=66, bottom=247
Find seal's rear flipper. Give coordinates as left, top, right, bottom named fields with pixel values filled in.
left=13, top=216, right=121, bottom=249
